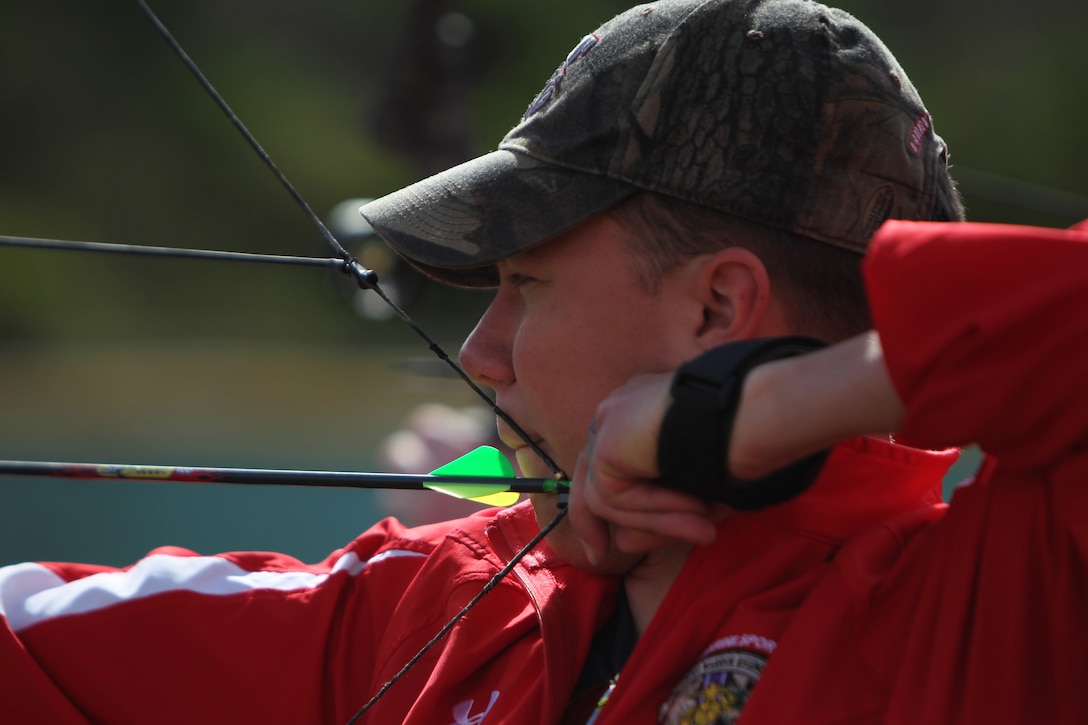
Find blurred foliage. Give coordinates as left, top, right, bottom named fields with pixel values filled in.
left=1, top=0, right=1086, bottom=342
left=0, top=0, right=630, bottom=342
left=2, top=0, right=1084, bottom=564
left=835, top=0, right=1088, bottom=227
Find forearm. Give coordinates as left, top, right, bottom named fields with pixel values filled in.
left=729, top=331, right=904, bottom=481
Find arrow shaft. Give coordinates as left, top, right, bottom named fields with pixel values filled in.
left=0, top=460, right=558, bottom=494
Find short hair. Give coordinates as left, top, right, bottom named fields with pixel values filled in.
left=608, top=186, right=964, bottom=343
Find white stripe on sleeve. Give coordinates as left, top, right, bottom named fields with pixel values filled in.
left=0, top=548, right=426, bottom=632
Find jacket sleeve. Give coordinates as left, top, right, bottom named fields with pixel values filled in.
left=859, top=219, right=1088, bottom=723
left=864, top=219, right=1088, bottom=471
left=0, top=519, right=421, bottom=724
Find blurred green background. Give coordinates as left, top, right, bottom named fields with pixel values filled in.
left=1, top=0, right=1085, bottom=566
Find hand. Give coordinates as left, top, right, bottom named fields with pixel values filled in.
left=568, top=332, right=905, bottom=566
left=568, top=373, right=724, bottom=566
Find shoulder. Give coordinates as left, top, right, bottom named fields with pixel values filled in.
left=339, top=503, right=547, bottom=577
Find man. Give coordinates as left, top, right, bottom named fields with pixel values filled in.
left=564, top=217, right=1088, bottom=724
left=362, top=0, right=965, bottom=720
left=1, top=1, right=964, bottom=723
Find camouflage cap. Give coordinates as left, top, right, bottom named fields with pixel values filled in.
left=360, top=0, right=951, bottom=287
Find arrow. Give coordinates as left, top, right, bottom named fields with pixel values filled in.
left=0, top=446, right=564, bottom=506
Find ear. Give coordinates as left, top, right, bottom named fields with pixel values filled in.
left=693, top=247, right=775, bottom=348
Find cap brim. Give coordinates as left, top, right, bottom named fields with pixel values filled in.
left=360, top=149, right=635, bottom=287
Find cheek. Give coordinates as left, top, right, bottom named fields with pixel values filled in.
left=512, top=319, right=600, bottom=464
left=512, top=297, right=675, bottom=470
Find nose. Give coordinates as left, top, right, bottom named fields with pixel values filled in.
left=459, top=286, right=519, bottom=390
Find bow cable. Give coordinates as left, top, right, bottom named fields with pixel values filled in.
left=346, top=507, right=568, bottom=724
left=0, top=234, right=346, bottom=269
left=131, top=2, right=571, bottom=720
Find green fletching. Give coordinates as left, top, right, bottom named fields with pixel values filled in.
left=430, top=446, right=515, bottom=478
left=427, top=446, right=521, bottom=506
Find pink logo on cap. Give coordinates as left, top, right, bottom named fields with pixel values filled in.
left=908, top=113, right=932, bottom=155
left=524, top=33, right=600, bottom=118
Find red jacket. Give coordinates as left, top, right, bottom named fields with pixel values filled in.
left=2, top=219, right=1085, bottom=724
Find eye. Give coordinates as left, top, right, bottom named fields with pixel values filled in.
left=498, top=258, right=546, bottom=295
left=506, top=272, right=537, bottom=288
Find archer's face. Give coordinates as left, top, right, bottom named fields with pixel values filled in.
left=459, top=212, right=704, bottom=573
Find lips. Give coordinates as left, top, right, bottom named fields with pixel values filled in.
left=496, top=418, right=541, bottom=453
left=495, top=419, right=561, bottom=479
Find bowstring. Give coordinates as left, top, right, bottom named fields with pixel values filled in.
left=133, top=0, right=561, bottom=478
left=132, top=2, right=570, bottom=720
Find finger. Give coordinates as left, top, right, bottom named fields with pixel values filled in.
left=596, top=478, right=713, bottom=515
left=583, top=467, right=712, bottom=520
left=610, top=509, right=719, bottom=547
left=612, top=527, right=683, bottom=555
left=582, top=476, right=718, bottom=545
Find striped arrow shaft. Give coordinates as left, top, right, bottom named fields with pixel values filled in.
left=0, top=460, right=560, bottom=494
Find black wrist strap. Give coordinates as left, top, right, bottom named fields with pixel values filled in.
left=657, top=336, right=830, bottom=511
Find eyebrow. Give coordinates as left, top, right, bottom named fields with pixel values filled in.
left=496, top=254, right=538, bottom=278
left=502, top=243, right=555, bottom=273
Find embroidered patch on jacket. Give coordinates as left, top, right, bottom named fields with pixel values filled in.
left=658, top=648, right=768, bottom=725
